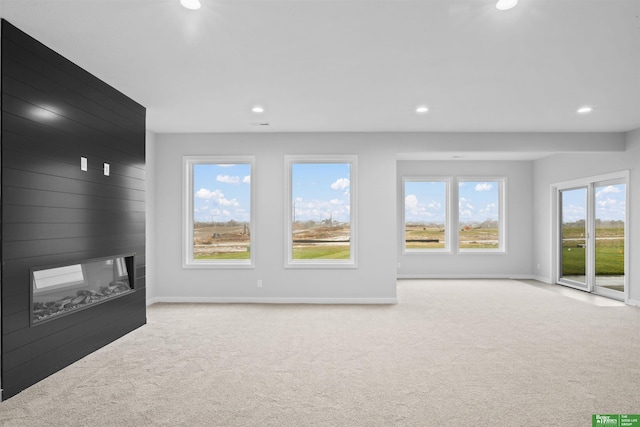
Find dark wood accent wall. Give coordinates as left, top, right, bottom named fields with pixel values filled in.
left=1, top=20, right=146, bottom=399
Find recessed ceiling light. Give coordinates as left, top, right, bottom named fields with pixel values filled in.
left=415, top=105, right=429, bottom=114
left=496, top=0, right=518, bottom=10
left=577, top=106, right=593, bottom=114
left=180, top=0, right=201, bottom=10
left=251, top=105, right=265, bottom=114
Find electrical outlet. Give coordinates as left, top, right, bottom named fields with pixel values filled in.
left=257, top=279, right=263, bottom=288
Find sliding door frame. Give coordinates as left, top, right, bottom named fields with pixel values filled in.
left=558, top=185, right=590, bottom=291
left=551, top=171, right=629, bottom=302
left=591, top=177, right=628, bottom=300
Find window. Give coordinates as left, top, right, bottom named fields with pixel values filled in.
left=183, top=156, right=254, bottom=267
left=458, top=178, right=505, bottom=252
left=403, top=178, right=450, bottom=252
left=285, top=155, right=357, bottom=267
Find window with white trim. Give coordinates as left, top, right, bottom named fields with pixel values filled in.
left=285, top=155, right=357, bottom=267
left=403, top=178, right=450, bottom=252
left=457, top=178, right=505, bottom=252
left=183, top=156, right=254, bottom=267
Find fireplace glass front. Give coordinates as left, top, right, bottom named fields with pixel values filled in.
left=31, top=254, right=134, bottom=325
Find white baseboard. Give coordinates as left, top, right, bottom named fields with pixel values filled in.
left=532, top=275, right=553, bottom=284
left=146, top=297, right=159, bottom=306
left=149, top=296, right=397, bottom=305
left=397, top=274, right=537, bottom=280
left=626, top=298, right=640, bottom=307
left=508, top=275, right=537, bottom=280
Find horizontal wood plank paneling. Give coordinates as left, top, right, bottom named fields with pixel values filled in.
left=2, top=187, right=145, bottom=212
left=2, top=168, right=145, bottom=201
left=3, top=234, right=145, bottom=261
left=1, top=61, right=142, bottom=135
left=2, top=20, right=146, bottom=400
left=2, top=116, right=145, bottom=176
left=3, top=205, right=145, bottom=224
left=3, top=221, right=146, bottom=242
left=2, top=148, right=145, bottom=191
left=2, top=94, right=142, bottom=160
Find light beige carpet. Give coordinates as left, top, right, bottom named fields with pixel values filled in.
left=1, top=279, right=639, bottom=426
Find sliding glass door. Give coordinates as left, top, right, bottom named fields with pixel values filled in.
left=557, top=175, right=627, bottom=300
left=559, top=187, right=588, bottom=288
left=593, top=181, right=626, bottom=297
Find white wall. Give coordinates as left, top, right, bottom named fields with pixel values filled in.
left=149, top=131, right=625, bottom=303
left=532, top=128, right=640, bottom=304
left=152, top=133, right=398, bottom=303
left=145, top=130, right=156, bottom=303
left=397, top=160, right=533, bottom=279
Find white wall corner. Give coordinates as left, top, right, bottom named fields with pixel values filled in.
left=532, top=275, right=553, bottom=284
left=145, top=130, right=157, bottom=301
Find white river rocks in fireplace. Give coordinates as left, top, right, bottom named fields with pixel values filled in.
left=32, top=255, right=134, bottom=325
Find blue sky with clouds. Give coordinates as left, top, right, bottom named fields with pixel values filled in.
left=458, top=181, right=499, bottom=224
left=192, top=166, right=625, bottom=226
left=562, top=184, right=626, bottom=223
left=595, top=184, right=626, bottom=222
left=404, top=181, right=446, bottom=224
left=404, top=180, right=500, bottom=225
left=561, top=188, right=587, bottom=224
left=292, top=163, right=351, bottom=222
left=193, top=163, right=251, bottom=223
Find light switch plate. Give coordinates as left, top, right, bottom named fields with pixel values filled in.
left=81, top=157, right=87, bottom=171
left=103, top=163, right=110, bottom=176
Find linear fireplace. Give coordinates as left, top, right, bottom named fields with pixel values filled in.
left=31, top=254, right=136, bottom=326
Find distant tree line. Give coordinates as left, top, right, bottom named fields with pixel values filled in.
left=406, top=222, right=445, bottom=227
left=194, top=219, right=249, bottom=228
left=407, top=220, right=499, bottom=229
left=293, top=219, right=346, bottom=228
left=564, top=219, right=624, bottom=227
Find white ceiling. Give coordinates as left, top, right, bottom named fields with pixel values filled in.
left=1, top=0, right=639, bottom=134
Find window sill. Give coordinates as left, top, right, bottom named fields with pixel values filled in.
left=285, top=260, right=357, bottom=269
left=183, top=261, right=255, bottom=269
